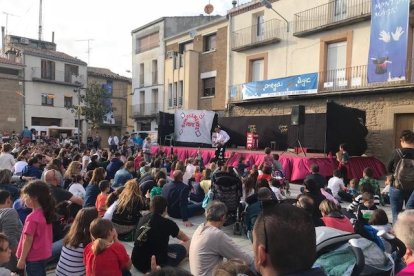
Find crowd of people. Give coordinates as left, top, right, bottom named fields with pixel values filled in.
left=0, top=128, right=412, bottom=276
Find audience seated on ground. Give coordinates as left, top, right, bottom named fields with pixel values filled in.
left=304, top=164, right=327, bottom=190
left=296, top=194, right=325, bottom=227
left=394, top=210, right=414, bottom=276
left=319, top=199, right=354, bottom=233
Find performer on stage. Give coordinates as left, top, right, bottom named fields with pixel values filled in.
left=212, top=125, right=230, bottom=164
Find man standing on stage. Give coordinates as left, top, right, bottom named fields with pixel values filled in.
left=212, top=126, right=230, bottom=164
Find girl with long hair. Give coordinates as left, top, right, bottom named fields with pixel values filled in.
left=63, top=161, right=82, bottom=189
left=16, top=180, right=56, bottom=275
left=84, top=167, right=106, bottom=208
left=112, top=179, right=145, bottom=235
left=83, top=218, right=131, bottom=276
left=55, top=207, right=98, bottom=276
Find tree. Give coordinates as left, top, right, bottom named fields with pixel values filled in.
left=69, top=82, right=112, bottom=130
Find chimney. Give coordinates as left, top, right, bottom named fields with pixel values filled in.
left=232, top=0, right=237, bottom=8
left=1, top=26, right=5, bottom=53
left=7, top=50, right=16, bottom=62
left=52, top=31, right=54, bottom=43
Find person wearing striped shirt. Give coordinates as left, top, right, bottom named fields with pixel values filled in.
left=347, top=183, right=381, bottom=214
left=55, top=208, right=98, bottom=276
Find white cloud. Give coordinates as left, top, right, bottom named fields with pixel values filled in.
left=1, top=0, right=233, bottom=76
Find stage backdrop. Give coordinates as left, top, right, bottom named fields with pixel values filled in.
left=174, top=109, right=215, bottom=144
left=368, top=0, right=410, bottom=83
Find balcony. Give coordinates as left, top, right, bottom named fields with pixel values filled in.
left=232, top=19, right=283, bottom=52
left=100, top=115, right=123, bottom=127
left=228, top=60, right=414, bottom=103
left=31, top=67, right=85, bottom=86
left=132, top=103, right=160, bottom=118
left=294, top=0, right=371, bottom=37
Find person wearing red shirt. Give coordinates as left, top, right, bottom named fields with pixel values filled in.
left=319, top=199, right=354, bottom=233
left=257, top=166, right=272, bottom=182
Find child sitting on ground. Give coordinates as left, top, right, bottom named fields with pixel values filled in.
left=83, top=218, right=131, bottom=275
left=359, top=167, right=382, bottom=204
left=272, top=153, right=283, bottom=172
left=357, top=192, right=378, bottom=223
left=347, top=183, right=381, bottom=215
left=381, top=175, right=391, bottom=205
left=96, top=180, right=110, bottom=217
left=368, top=208, right=392, bottom=253
left=270, top=178, right=286, bottom=201
left=347, top=178, right=358, bottom=198
left=193, top=166, right=202, bottom=183
left=150, top=178, right=166, bottom=200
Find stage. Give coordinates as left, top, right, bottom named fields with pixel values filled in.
left=151, top=146, right=387, bottom=182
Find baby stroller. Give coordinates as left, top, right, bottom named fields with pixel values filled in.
left=272, top=169, right=290, bottom=196
left=315, top=227, right=404, bottom=276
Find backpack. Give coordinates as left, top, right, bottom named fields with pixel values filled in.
left=393, top=149, right=414, bottom=191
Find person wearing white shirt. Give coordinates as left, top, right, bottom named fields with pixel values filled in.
left=212, top=126, right=230, bottom=164
left=108, top=135, right=119, bottom=153
left=0, top=144, right=15, bottom=171
left=327, top=169, right=349, bottom=202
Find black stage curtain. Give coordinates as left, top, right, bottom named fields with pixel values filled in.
left=326, top=101, right=367, bottom=156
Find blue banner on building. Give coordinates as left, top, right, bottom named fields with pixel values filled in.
left=241, top=73, right=318, bottom=100
left=368, top=0, right=410, bottom=83
left=102, top=81, right=115, bottom=124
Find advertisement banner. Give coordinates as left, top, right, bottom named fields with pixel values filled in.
left=368, top=0, right=410, bottom=83
left=102, top=81, right=115, bottom=124
left=175, top=109, right=215, bottom=144
left=241, top=73, right=318, bottom=100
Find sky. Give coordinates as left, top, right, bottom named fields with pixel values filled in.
left=0, top=0, right=239, bottom=77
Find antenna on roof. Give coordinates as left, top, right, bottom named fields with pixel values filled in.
left=38, top=0, right=43, bottom=40
left=2, top=12, right=19, bottom=35
left=76, top=39, right=94, bottom=64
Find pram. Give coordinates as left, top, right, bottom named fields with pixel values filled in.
left=272, top=169, right=290, bottom=196
left=315, top=227, right=405, bottom=276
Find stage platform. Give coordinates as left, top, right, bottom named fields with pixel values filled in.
left=151, top=146, right=387, bottom=182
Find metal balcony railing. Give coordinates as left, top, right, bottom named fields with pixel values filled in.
left=132, top=103, right=160, bottom=117
left=294, top=0, right=371, bottom=36
left=228, top=59, right=414, bottom=103
left=232, top=19, right=283, bottom=51
left=31, top=67, right=85, bottom=85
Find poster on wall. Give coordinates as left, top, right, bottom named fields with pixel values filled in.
left=367, top=0, right=410, bottom=83
left=241, top=73, right=318, bottom=100
left=102, top=81, right=115, bottom=124
left=174, top=109, right=215, bottom=144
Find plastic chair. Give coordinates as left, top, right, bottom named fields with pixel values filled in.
left=164, top=133, right=174, bottom=146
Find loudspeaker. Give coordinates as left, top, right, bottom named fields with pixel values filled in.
left=291, top=105, right=305, bottom=125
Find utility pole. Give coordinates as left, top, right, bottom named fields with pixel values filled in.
left=76, top=39, right=94, bottom=64
left=2, top=12, right=19, bottom=35
left=38, top=0, right=43, bottom=40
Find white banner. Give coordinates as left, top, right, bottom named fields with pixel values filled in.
left=174, top=109, right=215, bottom=144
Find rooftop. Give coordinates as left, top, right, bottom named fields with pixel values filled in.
left=0, top=56, right=24, bottom=67
left=87, top=66, right=131, bottom=82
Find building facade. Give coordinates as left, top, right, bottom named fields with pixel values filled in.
left=226, top=0, right=414, bottom=162
left=5, top=35, right=87, bottom=140
left=87, top=67, right=132, bottom=148
left=164, top=17, right=228, bottom=114
left=0, top=53, right=24, bottom=134
left=131, top=16, right=221, bottom=132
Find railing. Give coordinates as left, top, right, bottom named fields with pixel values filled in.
left=232, top=19, right=283, bottom=51
left=152, top=71, right=158, bottom=85
left=294, top=0, right=371, bottom=35
left=228, top=60, right=414, bottom=102
left=102, top=115, right=123, bottom=125
left=31, top=67, right=85, bottom=85
left=132, top=103, right=161, bottom=117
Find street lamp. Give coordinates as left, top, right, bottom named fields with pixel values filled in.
left=73, top=82, right=86, bottom=146
left=261, top=0, right=289, bottom=32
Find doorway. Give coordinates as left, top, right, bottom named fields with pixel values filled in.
left=394, top=113, right=414, bottom=147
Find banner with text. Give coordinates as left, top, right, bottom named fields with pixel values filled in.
left=368, top=0, right=410, bottom=83
left=241, top=73, right=318, bottom=100
left=175, top=109, right=215, bottom=144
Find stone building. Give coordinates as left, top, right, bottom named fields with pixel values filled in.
left=226, top=0, right=414, bottom=162
left=131, top=15, right=221, bottom=132
left=87, top=67, right=132, bottom=148
left=164, top=17, right=228, bottom=114
left=0, top=53, right=24, bottom=133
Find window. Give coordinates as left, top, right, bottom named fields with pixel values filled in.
left=41, top=94, right=54, bottom=106
left=64, top=96, right=73, bottom=108
left=173, top=82, right=178, bottom=106
left=256, top=14, right=265, bottom=40
left=152, top=89, right=158, bottom=113
left=203, top=77, right=215, bottom=97
left=136, top=32, right=159, bottom=53
left=168, top=83, right=173, bottom=107
left=152, top=59, right=158, bottom=85
left=251, top=59, right=264, bottom=82
left=64, top=64, right=79, bottom=83
left=179, top=41, right=193, bottom=54
left=139, top=63, right=144, bottom=87
left=334, top=0, right=347, bottom=17
left=41, top=60, right=55, bottom=80
left=178, top=81, right=183, bottom=106
left=31, top=117, right=61, bottom=126
left=204, top=34, right=217, bottom=52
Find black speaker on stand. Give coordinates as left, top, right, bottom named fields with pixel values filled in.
left=291, top=105, right=306, bottom=156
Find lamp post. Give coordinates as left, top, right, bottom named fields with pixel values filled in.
left=74, top=82, right=86, bottom=146
left=261, top=0, right=289, bottom=32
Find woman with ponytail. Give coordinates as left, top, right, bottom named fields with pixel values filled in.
left=16, top=180, right=56, bottom=275
left=83, top=218, right=131, bottom=276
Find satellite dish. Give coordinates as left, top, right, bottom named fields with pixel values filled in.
left=204, top=3, right=214, bottom=14
left=189, top=30, right=197, bottom=38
